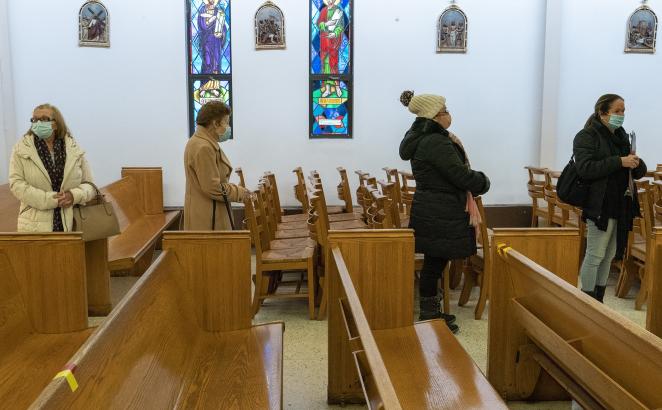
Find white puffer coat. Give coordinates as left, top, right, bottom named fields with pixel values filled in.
left=9, top=133, right=96, bottom=232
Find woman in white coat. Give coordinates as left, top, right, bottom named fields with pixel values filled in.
left=9, top=104, right=96, bottom=232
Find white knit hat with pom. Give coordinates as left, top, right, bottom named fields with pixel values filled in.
left=400, top=90, right=446, bottom=120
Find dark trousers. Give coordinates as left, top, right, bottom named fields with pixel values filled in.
left=420, top=254, right=449, bottom=298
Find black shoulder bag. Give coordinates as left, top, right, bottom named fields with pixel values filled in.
left=557, top=155, right=590, bottom=207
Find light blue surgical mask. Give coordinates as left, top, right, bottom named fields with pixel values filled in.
left=219, top=126, right=232, bottom=143
left=608, top=114, right=625, bottom=130
left=31, top=121, right=54, bottom=139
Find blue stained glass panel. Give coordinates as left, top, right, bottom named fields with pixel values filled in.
left=190, top=0, right=231, bottom=75
left=191, top=79, right=231, bottom=125
left=311, top=80, right=350, bottom=136
left=311, top=0, right=351, bottom=75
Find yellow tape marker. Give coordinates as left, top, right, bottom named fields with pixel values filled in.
left=53, top=367, right=78, bottom=392
left=496, top=244, right=513, bottom=256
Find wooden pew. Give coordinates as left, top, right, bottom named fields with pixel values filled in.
left=32, top=231, right=284, bottom=409
left=648, top=227, right=662, bottom=338
left=488, top=230, right=662, bottom=409
left=328, top=230, right=508, bottom=409
left=0, top=183, right=19, bottom=232
left=0, top=185, right=111, bottom=315
left=102, top=167, right=180, bottom=276
left=0, top=233, right=93, bottom=409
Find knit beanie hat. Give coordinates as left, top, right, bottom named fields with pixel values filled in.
left=399, top=90, right=446, bottom=120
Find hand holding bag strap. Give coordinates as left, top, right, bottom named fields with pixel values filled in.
left=221, top=184, right=236, bottom=230
left=79, top=181, right=103, bottom=202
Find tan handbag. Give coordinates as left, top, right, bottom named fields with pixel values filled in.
left=72, top=182, right=120, bottom=242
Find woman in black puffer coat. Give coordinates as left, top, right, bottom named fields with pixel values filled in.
left=399, top=91, right=490, bottom=332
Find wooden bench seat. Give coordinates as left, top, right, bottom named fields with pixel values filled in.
left=328, top=230, right=507, bottom=409
left=0, top=234, right=92, bottom=409
left=648, top=227, right=662, bottom=338
left=102, top=168, right=181, bottom=276
left=489, top=229, right=662, bottom=409
left=32, top=232, right=283, bottom=409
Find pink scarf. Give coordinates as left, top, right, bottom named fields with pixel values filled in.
left=449, top=132, right=482, bottom=231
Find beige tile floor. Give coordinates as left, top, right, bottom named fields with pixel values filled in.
left=98, top=268, right=646, bottom=410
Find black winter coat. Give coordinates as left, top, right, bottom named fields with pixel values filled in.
left=399, top=118, right=490, bottom=259
left=573, top=117, right=647, bottom=219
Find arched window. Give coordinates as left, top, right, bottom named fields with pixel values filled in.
left=186, top=0, right=233, bottom=136
left=310, top=0, right=353, bottom=139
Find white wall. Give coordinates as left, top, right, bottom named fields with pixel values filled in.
left=553, top=0, right=662, bottom=170
left=8, top=0, right=546, bottom=206
left=0, top=0, right=14, bottom=184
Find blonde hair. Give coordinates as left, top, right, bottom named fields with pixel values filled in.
left=28, top=103, right=70, bottom=140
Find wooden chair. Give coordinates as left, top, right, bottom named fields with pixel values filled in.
left=616, top=187, right=653, bottom=310
left=543, top=170, right=565, bottom=226
left=102, top=167, right=181, bottom=276
left=257, top=183, right=310, bottom=239
left=263, top=172, right=309, bottom=223
left=336, top=167, right=356, bottom=214
left=377, top=180, right=408, bottom=228
left=244, top=192, right=316, bottom=319
left=327, top=230, right=508, bottom=409
left=398, top=171, right=416, bottom=216
left=382, top=168, right=406, bottom=214
left=33, top=232, right=284, bottom=409
left=525, top=166, right=549, bottom=227
left=458, top=197, right=492, bottom=320
left=235, top=167, right=247, bottom=188
left=0, top=233, right=93, bottom=409
left=489, top=229, right=662, bottom=409
left=293, top=167, right=345, bottom=215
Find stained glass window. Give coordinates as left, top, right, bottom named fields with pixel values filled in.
left=187, top=0, right=232, bottom=136
left=310, top=0, right=353, bottom=138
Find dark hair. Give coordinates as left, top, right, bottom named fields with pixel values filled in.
left=196, top=101, right=231, bottom=127
left=400, top=90, right=414, bottom=107
left=584, top=94, right=624, bottom=129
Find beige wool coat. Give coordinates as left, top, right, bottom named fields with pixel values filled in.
left=183, top=128, right=247, bottom=231
left=9, top=133, right=96, bottom=232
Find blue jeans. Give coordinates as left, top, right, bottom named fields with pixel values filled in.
left=579, top=219, right=617, bottom=291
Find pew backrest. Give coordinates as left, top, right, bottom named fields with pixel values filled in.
left=0, top=184, right=19, bottom=232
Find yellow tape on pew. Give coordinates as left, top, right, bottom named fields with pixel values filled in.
left=53, top=364, right=78, bottom=392
left=496, top=243, right=513, bottom=256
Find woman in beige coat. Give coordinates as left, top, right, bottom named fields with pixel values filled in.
left=9, top=103, right=96, bottom=232
left=184, top=101, right=247, bottom=230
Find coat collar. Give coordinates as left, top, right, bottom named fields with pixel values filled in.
left=16, top=133, right=85, bottom=184
left=192, top=127, right=233, bottom=173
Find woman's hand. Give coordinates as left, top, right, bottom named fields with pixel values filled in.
left=54, top=191, right=74, bottom=208
left=621, top=154, right=640, bottom=169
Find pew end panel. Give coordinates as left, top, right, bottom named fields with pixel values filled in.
left=488, top=245, right=662, bottom=409
left=120, top=167, right=165, bottom=215
left=162, top=231, right=253, bottom=332
left=32, top=232, right=284, bottom=409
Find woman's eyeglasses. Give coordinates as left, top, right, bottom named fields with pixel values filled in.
left=30, top=117, right=53, bottom=123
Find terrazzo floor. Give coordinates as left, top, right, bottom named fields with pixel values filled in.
left=95, top=265, right=647, bottom=410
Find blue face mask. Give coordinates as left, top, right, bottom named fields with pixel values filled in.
left=219, top=126, right=232, bottom=142
left=608, top=115, right=625, bottom=130
left=31, top=121, right=54, bottom=139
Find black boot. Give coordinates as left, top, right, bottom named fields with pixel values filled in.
left=419, top=296, right=459, bottom=334
left=419, top=296, right=442, bottom=321
left=582, top=289, right=597, bottom=300
left=595, top=286, right=606, bottom=303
